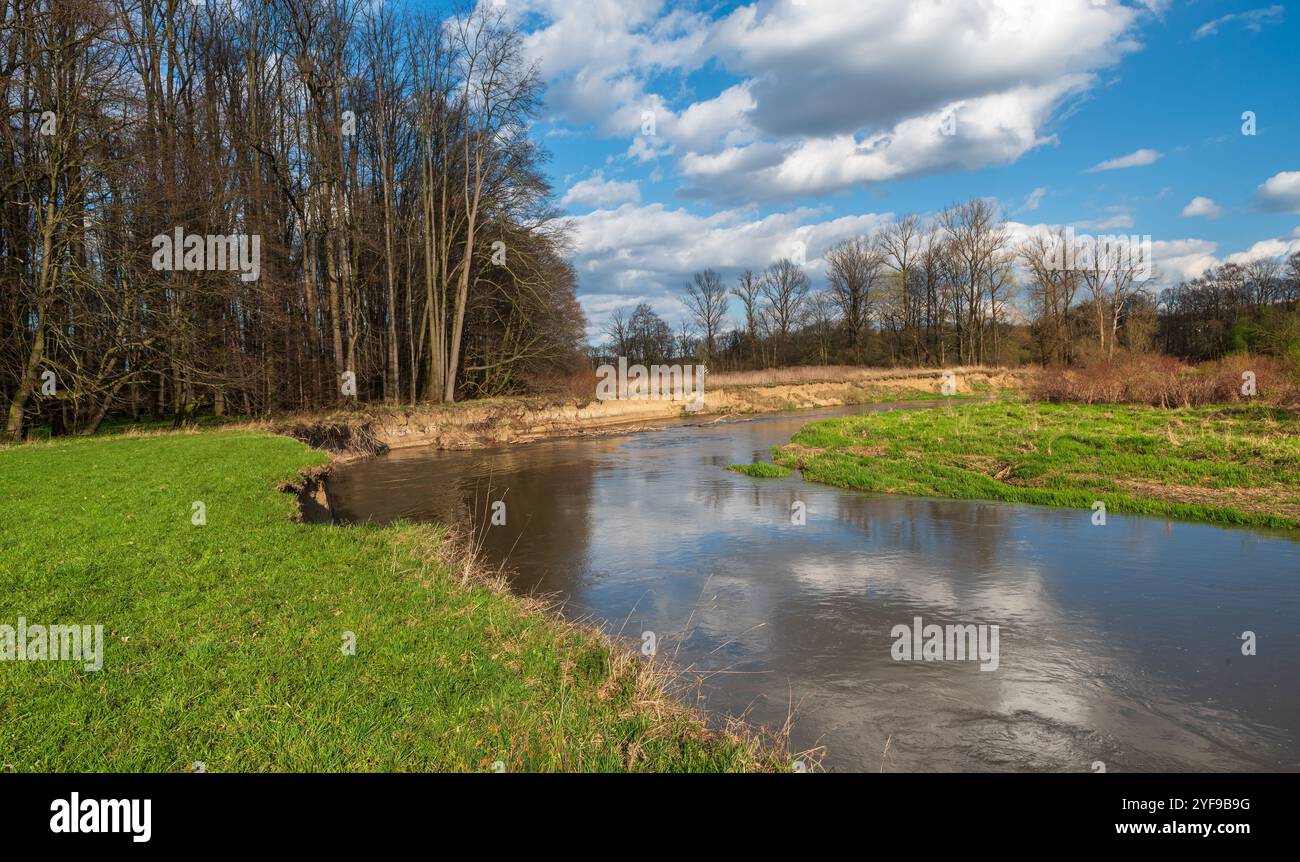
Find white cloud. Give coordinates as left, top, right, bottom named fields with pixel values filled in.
left=1017, top=187, right=1048, bottom=213
left=1193, top=5, right=1284, bottom=39
left=1087, top=148, right=1163, bottom=172
left=560, top=172, right=641, bottom=209
left=1150, top=238, right=1220, bottom=281
left=1181, top=196, right=1223, bottom=218
left=516, top=0, right=1146, bottom=201
left=681, top=77, right=1089, bottom=201
left=670, top=83, right=757, bottom=152
left=707, top=0, right=1137, bottom=138
left=1254, top=171, right=1300, bottom=214
left=1077, top=214, right=1136, bottom=231
left=1225, top=235, right=1300, bottom=265
left=565, top=202, right=892, bottom=337
left=513, top=0, right=712, bottom=137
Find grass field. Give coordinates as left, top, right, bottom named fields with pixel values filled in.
left=0, top=431, right=778, bottom=771
left=773, top=401, right=1300, bottom=530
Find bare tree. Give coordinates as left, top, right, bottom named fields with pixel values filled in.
left=603, top=307, right=630, bottom=359
left=1019, top=230, right=1079, bottom=364
left=807, top=290, right=839, bottom=366
left=824, top=236, right=883, bottom=364
left=1077, top=233, right=1155, bottom=359
left=761, top=258, right=810, bottom=366
left=731, top=269, right=763, bottom=366
left=939, top=198, right=1007, bottom=364
left=682, top=269, right=728, bottom=362
left=879, top=214, right=922, bottom=363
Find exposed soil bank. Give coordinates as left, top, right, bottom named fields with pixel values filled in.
left=276, top=463, right=336, bottom=523
left=277, top=366, right=1030, bottom=455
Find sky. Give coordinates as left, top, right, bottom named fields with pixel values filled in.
left=459, top=0, right=1300, bottom=341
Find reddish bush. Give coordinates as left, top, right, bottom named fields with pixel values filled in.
left=1032, top=352, right=1296, bottom=407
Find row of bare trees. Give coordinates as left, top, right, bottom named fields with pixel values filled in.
left=664, top=199, right=1028, bottom=368
left=660, top=199, right=1297, bottom=370
left=1, top=0, right=585, bottom=439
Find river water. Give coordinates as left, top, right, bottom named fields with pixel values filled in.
left=327, top=403, right=1300, bottom=772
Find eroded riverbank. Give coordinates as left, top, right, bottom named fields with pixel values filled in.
left=276, top=366, right=1029, bottom=457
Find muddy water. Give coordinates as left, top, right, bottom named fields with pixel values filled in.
left=328, top=403, right=1300, bottom=772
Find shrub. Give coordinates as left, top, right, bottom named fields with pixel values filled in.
left=1032, top=352, right=1296, bottom=407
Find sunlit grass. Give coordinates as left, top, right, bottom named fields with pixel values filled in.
left=774, top=402, right=1300, bottom=529
left=727, top=462, right=793, bottom=478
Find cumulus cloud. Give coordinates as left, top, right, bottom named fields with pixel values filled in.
left=514, top=0, right=1146, bottom=201
left=1149, top=239, right=1221, bottom=281
left=1086, top=148, right=1163, bottom=172
left=680, top=77, right=1090, bottom=202
left=1225, top=234, right=1300, bottom=265
left=1254, top=171, right=1300, bottom=214
left=565, top=202, right=892, bottom=337
left=707, top=0, right=1136, bottom=138
left=1181, top=196, right=1223, bottom=218
left=560, top=172, right=641, bottom=209
left=512, top=0, right=711, bottom=137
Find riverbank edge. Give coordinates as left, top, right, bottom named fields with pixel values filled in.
left=271, top=366, right=1031, bottom=458
left=274, top=451, right=807, bottom=771
left=771, top=401, right=1300, bottom=531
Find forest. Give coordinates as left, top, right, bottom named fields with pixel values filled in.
left=1, top=0, right=586, bottom=440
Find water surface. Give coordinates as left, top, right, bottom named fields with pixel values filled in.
left=329, top=403, right=1300, bottom=772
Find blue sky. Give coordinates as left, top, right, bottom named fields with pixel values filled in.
left=457, top=0, right=1300, bottom=338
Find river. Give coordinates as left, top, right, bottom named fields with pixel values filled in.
left=327, top=402, right=1300, bottom=772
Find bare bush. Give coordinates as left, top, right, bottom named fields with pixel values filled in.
left=1032, top=353, right=1297, bottom=407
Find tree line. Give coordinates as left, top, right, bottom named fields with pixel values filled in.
left=1158, top=257, right=1300, bottom=361
left=1, top=0, right=586, bottom=440
left=600, top=199, right=1300, bottom=372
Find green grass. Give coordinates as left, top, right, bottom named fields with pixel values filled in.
left=24, top=414, right=239, bottom=441
left=773, top=401, right=1300, bottom=530
left=727, top=462, right=793, bottom=478
left=0, top=430, right=779, bottom=771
